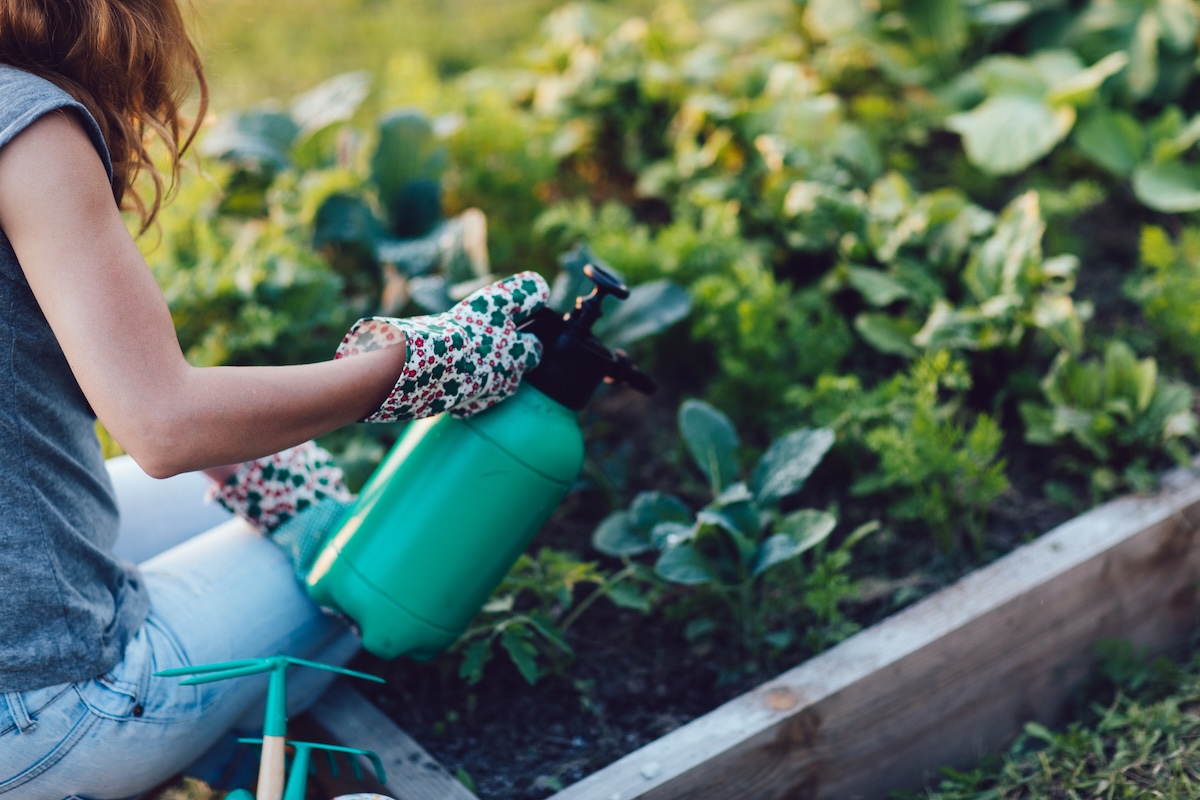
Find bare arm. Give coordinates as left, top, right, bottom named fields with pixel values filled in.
left=0, top=111, right=406, bottom=478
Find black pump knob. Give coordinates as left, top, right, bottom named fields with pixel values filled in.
left=567, top=263, right=629, bottom=335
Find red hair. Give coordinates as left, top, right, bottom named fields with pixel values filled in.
left=0, top=0, right=209, bottom=232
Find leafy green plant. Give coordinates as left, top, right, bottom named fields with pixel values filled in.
left=944, top=49, right=1130, bottom=176
left=793, top=351, right=1009, bottom=555
left=1019, top=340, right=1198, bottom=496
left=453, top=547, right=656, bottom=687
left=830, top=174, right=1086, bottom=363
left=1125, top=224, right=1200, bottom=375
left=592, top=399, right=841, bottom=661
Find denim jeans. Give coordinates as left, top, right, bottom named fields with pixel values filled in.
left=0, top=459, right=357, bottom=799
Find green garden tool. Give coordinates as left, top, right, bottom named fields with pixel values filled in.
left=156, top=656, right=384, bottom=800
left=223, top=738, right=389, bottom=800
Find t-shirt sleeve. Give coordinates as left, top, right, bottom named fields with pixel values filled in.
left=0, top=66, right=114, bottom=185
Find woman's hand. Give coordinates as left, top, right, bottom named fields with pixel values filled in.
left=336, top=271, right=550, bottom=421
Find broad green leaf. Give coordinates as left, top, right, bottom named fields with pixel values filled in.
left=593, top=511, right=653, bottom=557
left=854, top=313, right=919, bottom=357
left=970, top=1, right=1032, bottom=27
left=776, top=508, right=838, bottom=544
left=1132, top=162, right=1200, bottom=212
left=698, top=502, right=761, bottom=573
left=903, top=0, right=968, bottom=63
left=753, top=534, right=811, bottom=576
left=458, top=639, right=493, bottom=685
left=752, top=510, right=836, bottom=576
left=1127, top=10, right=1160, bottom=98
left=312, top=194, right=379, bottom=253
left=500, top=626, right=541, bottom=685
left=290, top=71, right=370, bottom=134
left=525, top=614, right=574, bottom=655
left=803, top=0, right=870, bottom=41
left=605, top=584, right=652, bottom=613
left=684, top=617, right=717, bottom=641
left=651, top=521, right=695, bottom=550
left=1045, top=52, right=1128, bottom=107
left=371, top=110, right=448, bottom=237
left=592, top=279, right=692, bottom=349
left=631, top=491, right=693, bottom=533
left=1158, top=0, right=1199, bottom=52
left=655, top=543, right=718, bottom=586
left=481, top=594, right=515, bottom=614
left=965, top=191, right=1043, bottom=301
left=679, top=399, right=739, bottom=494
left=290, top=122, right=342, bottom=172
left=202, top=109, right=300, bottom=171
left=1032, top=294, right=1084, bottom=354
left=946, top=96, right=1076, bottom=175
left=1028, top=50, right=1087, bottom=90
left=1165, top=114, right=1200, bottom=160
left=912, top=301, right=987, bottom=351
left=1073, top=108, right=1145, bottom=177
left=972, top=54, right=1047, bottom=97
left=711, top=479, right=750, bottom=502
left=846, top=266, right=911, bottom=307
left=753, top=428, right=836, bottom=504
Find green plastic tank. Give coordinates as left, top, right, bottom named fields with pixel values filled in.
left=306, top=264, right=654, bottom=660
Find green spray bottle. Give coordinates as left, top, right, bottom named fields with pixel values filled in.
left=306, top=263, right=654, bottom=660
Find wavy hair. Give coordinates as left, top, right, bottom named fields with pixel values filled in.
left=0, top=0, right=208, bottom=232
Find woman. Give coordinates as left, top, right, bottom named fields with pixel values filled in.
left=0, top=1, right=546, bottom=796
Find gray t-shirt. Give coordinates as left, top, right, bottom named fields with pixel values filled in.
left=0, top=65, right=150, bottom=692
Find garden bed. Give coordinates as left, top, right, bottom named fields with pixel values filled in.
left=308, top=462, right=1200, bottom=799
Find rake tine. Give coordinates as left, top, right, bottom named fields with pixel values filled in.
left=278, top=656, right=386, bottom=684
left=154, top=659, right=263, bottom=678
left=176, top=663, right=276, bottom=685
left=278, top=740, right=388, bottom=785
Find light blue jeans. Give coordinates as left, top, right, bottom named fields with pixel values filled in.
left=0, top=457, right=358, bottom=799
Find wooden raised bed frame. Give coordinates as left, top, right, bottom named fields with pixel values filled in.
left=308, top=465, right=1200, bottom=800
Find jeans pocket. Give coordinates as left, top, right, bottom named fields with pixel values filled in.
left=104, top=616, right=207, bottom=723
left=76, top=625, right=153, bottom=722
left=0, top=686, right=95, bottom=794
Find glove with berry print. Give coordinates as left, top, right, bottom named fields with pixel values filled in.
left=335, top=271, right=549, bottom=422
left=208, top=440, right=353, bottom=533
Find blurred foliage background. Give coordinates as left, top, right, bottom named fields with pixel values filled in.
left=193, top=0, right=664, bottom=108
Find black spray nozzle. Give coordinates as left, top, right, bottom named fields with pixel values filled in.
left=566, top=263, right=629, bottom=336
left=521, top=259, right=656, bottom=409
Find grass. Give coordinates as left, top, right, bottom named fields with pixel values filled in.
left=191, top=0, right=660, bottom=109
left=901, top=642, right=1200, bottom=799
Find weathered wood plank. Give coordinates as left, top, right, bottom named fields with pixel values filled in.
left=548, top=467, right=1200, bottom=800
left=305, top=681, right=479, bottom=800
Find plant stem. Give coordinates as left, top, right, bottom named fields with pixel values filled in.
left=559, top=563, right=637, bottom=634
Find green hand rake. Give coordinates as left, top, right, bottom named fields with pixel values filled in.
left=156, top=655, right=386, bottom=800
left=223, top=739, right=388, bottom=800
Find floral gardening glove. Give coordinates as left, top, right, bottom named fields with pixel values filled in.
left=208, top=441, right=353, bottom=533
left=335, top=271, right=550, bottom=422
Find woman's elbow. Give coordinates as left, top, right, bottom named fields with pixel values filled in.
left=112, top=411, right=194, bottom=479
